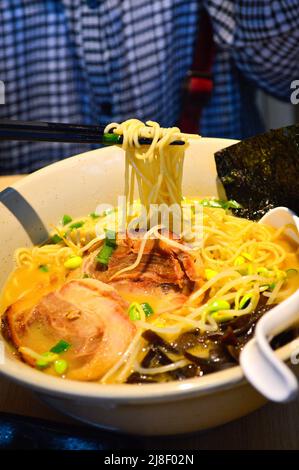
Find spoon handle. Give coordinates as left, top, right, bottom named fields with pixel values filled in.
left=240, top=338, right=298, bottom=402
left=240, top=291, right=299, bottom=402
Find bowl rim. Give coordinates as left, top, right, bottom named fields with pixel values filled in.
left=0, top=138, right=298, bottom=403
left=1, top=339, right=298, bottom=403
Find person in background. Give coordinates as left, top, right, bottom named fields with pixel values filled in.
left=0, top=0, right=298, bottom=174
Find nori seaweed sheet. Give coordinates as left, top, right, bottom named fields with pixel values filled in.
left=214, top=125, right=299, bottom=220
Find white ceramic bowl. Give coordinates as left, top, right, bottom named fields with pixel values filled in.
left=0, top=138, right=298, bottom=435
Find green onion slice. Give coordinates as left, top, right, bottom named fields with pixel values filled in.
left=104, top=229, right=117, bottom=247
left=54, top=359, right=68, bottom=375
left=102, top=133, right=121, bottom=145
left=51, top=234, right=63, bottom=244
left=69, top=221, right=85, bottom=230
left=39, top=264, right=49, bottom=273
left=95, top=230, right=117, bottom=266
left=36, top=359, right=50, bottom=369
left=50, top=339, right=71, bottom=354
left=141, top=302, right=154, bottom=317
left=89, top=212, right=100, bottom=219
left=62, top=214, right=72, bottom=226
left=128, top=303, right=142, bottom=321
left=223, top=200, right=242, bottom=209
left=239, top=294, right=252, bottom=309
left=199, top=198, right=242, bottom=210
left=96, top=244, right=114, bottom=266
left=36, top=352, right=58, bottom=368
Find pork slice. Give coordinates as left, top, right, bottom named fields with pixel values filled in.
left=84, top=246, right=185, bottom=287
left=5, top=279, right=135, bottom=381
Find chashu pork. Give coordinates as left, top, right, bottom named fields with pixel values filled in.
left=4, top=279, right=136, bottom=381
left=81, top=235, right=201, bottom=313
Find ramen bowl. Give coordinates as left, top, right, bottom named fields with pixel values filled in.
left=0, top=138, right=298, bottom=435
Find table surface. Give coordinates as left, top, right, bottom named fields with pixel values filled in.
left=0, top=175, right=298, bottom=450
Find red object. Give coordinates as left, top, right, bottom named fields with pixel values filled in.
left=188, top=77, right=213, bottom=94
left=178, top=8, right=215, bottom=134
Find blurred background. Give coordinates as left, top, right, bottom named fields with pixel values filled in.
left=0, top=1, right=298, bottom=174
left=258, top=93, right=298, bottom=131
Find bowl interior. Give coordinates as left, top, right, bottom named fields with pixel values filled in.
left=0, top=137, right=298, bottom=402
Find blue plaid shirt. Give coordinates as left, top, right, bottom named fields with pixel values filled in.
left=0, top=0, right=298, bottom=174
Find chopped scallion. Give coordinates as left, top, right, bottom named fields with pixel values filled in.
left=89, top=212, right=100, bottom=219
left=200, top=199, right=223, bottom=208
left=95, top=230, right=117, bottom=266
left=50, top=339, right=71, bottom=354
left=62, top=214, right=72, bottom=226
left=36, top=352, right=58, bottom=369
left=54, top=359, right=68, bottom=375
left=199, top=198, right=242, bottom=210
left=102, top=133, right=120, bottom=145
left=51, top=234, right=63, bottom=244
left=239, top=294, right=252, bottom=309
left=128, top=303, right=142, bottom=321
left=39, top=264, right=49, bottom=273
left=104, top=229, right=117, bottom=247
left=223, top=199, right=242, bottom=209
left=69, top=221, right=85, bottom=230
left=96, top=244, right=114, bottom=266
left=36, top=359, right=50, bottom=369
left=141, top=302, right=154, bottom=317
